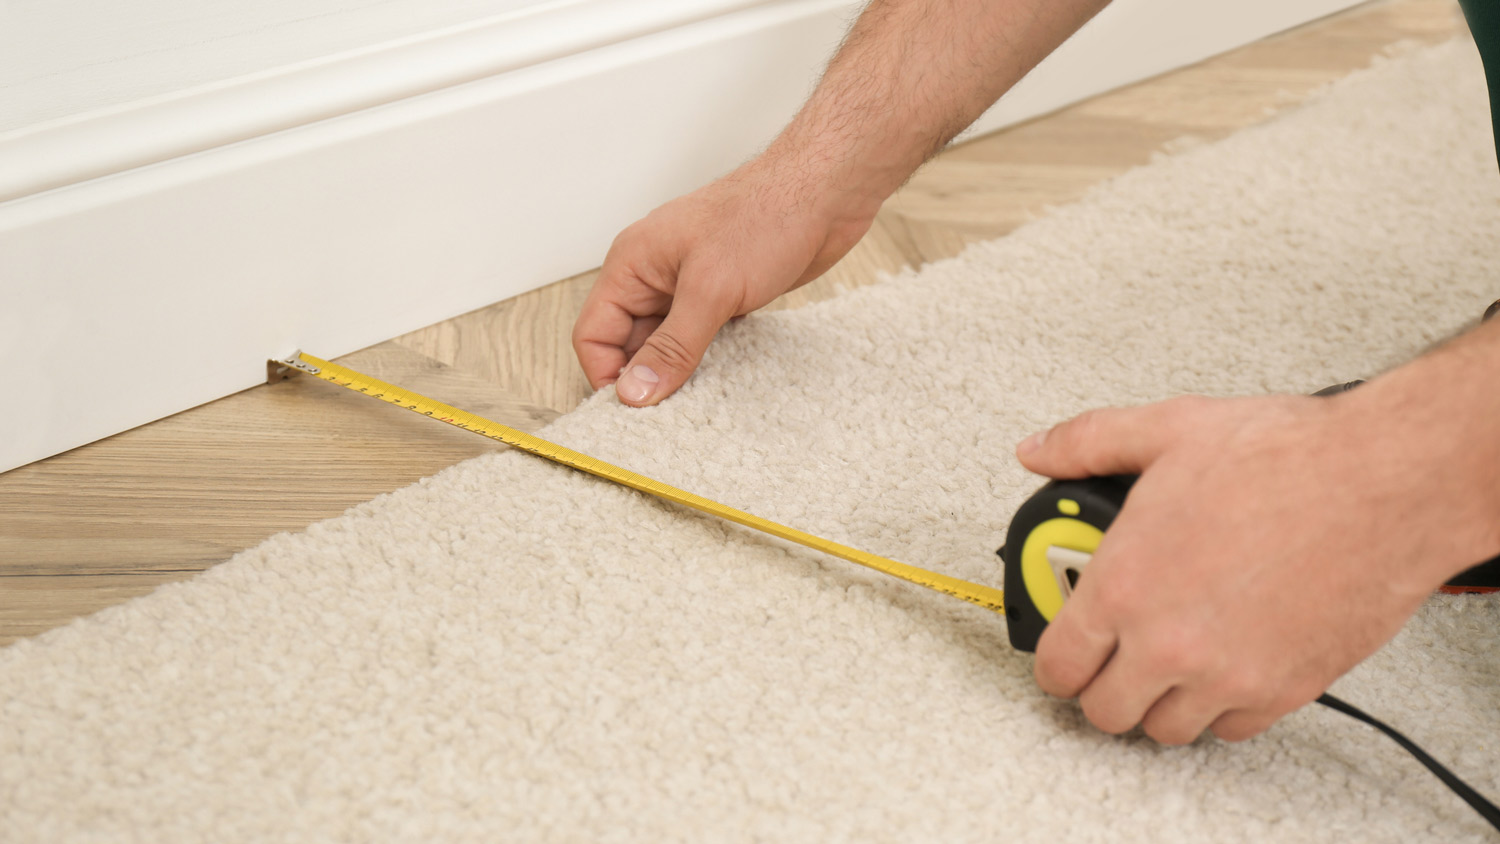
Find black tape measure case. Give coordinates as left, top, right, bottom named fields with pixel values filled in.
left=998, top=475, right=1135, bottom=652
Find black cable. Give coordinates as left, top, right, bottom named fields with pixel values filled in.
left=1317, top=693, right=1500, bottom=831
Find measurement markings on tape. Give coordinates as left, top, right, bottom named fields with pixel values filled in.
left=269, top=351, right=1006, bottom=615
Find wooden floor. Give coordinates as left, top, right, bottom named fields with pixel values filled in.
left=0, top=0, right=1467, bottom=646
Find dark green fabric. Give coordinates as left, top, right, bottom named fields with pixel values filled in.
left=1461, top=0, right=1500, bottom=166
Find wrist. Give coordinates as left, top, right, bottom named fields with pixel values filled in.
left=747, top=123, right=912, bottom=227
left=1334, top=322, right=1500, bottom=582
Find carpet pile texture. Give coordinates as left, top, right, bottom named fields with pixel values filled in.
left=4, top=38, right=1500, bottom=842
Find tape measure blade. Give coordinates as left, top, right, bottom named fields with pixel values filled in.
left=279, top=352, right=1005, bottom=615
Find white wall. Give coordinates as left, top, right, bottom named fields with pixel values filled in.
left=0, top=0, right=555, bottom=131
left=0, top=0, right=1364, bottom=473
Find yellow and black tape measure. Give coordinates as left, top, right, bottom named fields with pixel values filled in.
left=269, top=351, right=1007, bottom=616
left=997, top=476, right=1133, bottom=652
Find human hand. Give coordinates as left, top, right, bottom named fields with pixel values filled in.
left=572, top=159, right=878, bottom=406
left=1015, top=392, right=1498, bottom=745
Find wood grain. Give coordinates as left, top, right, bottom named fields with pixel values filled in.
left=0, top=0, right=1466, bottom=646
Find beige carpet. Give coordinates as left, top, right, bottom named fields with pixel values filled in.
left=5, top=38, right=1500, bottom=843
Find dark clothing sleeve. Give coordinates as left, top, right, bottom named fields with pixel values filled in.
left=1461, top=0, right=1500, bottom=167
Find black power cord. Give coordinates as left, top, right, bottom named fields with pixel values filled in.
left=1317, top=693, right=1500, bottom=831
left=1313, top=373, right=1499, bottom=830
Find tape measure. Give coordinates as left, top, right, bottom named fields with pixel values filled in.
left=998, top=475, right=1134, bottom=652
left=272, top=351, right=1498, bottom=829
left=268, top=351, right=1005, bottom=615
left=998, top=471, right=1499, bottom=828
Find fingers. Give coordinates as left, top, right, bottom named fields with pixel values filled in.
left=1036, top=568, right=1178, bottom=736
left=1076, top=650, right=1175, bottom=736
left=1046, top=628, right=1251, bottom=743
left=572, top=220, right=743, bottom=404
left=622, top=316, right=664, bottom=361
left=1211, top=681, right=1323, bottom=742
left=1034, top=586, right=1117, bottom=699
left=572, top=265, right=743, bottom=405
left=574, top=169, right=855, bottom=400
left=573, top=270, right=670, bottom=391
left=1037, top=532, right=1232, bottom=742
left=1139, top=687, right=1223, bottom=746
left=615, top=274, right=739, bottom=406
left=573, top=301, right=635, bottom=390
left=1016, top=396, right=1213, bottom=479
left=1210, top=709, right=1278, bottom=743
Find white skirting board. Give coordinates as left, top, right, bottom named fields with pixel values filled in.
left=0, top=0, right=1362, bottom=473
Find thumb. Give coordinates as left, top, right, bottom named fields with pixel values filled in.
left=1016, top=397, right=1205, bottom=479
left=614, top=282, right=735, bottom=407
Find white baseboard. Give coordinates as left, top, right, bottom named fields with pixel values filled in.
left=0, top=0, right=776, bottom=202
left=0, top=0, right=1362, bottom=473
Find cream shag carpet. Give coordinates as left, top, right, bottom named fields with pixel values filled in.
left=5, top=39, right=1500, bottom=844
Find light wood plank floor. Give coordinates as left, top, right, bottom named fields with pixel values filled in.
left=0, top=0, right=1469, bottom=645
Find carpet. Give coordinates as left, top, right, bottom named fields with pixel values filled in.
left=4, top=38, right=1499, bottom=843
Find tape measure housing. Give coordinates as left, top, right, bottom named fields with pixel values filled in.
left=999, top=476, right=1135, bottom=652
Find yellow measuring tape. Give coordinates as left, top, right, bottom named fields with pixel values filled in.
left=270, top=351, right=1006, bottom=615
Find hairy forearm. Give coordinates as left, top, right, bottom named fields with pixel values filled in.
left=1343, top=316, right=1500, bottom=580
left=756, top=0, right=1111, bottom=218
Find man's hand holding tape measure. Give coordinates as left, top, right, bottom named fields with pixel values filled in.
left=1013, top=332, right=1500, bottom=743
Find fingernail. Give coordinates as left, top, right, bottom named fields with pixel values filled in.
left=616, top=364, right=660, bottom=404
left=1019, top=429, right=1047, bottom=455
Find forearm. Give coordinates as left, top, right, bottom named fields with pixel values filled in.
left=1341, top=316, right=1500, bottom=581
left=754, top=0, right=1111, bottom=218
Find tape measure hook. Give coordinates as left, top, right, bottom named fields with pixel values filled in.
left=266, top=350, right=321, bottom=383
